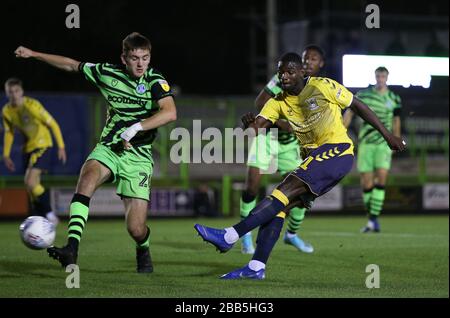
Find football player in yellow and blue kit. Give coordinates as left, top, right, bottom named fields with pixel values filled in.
left=2, top=78, right=66, bottom=224
left=240, top=45, right=325, bottom=254
left=194, top=52, right=406, bottom=279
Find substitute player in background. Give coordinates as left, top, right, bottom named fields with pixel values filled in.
left=194, top=53, right=406, bottom=279
left=2, top=78, right=66, bottom=225
left=240, top=45, right=325, bottom=254
left=15, top=32, right=177, bottom=273
left=343, top=66, right=402, bottom=233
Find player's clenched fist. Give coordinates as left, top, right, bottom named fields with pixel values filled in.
left=15, top=46, right=34, bottom=58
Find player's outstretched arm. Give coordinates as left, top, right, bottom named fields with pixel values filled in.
left=393, top=116, right=401, bottom=138
left=2, top=118, right=15, bottom=171
left=2, top=131, right=15, bottom=171
left=350, top=97, right=406, bottom=151
left=47, top=120, right=67, bottom=164
left=342, top=109, right=354, bottom=128
left=14, top=46, right=80, bottom=72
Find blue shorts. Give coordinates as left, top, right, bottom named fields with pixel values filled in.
left=23, top=148, right=52, bottom=171
left=291, top=143, right=354, bottom=196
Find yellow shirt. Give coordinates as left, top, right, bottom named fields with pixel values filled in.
left=2, top=97, right=65, bottom=156
left=259, top=77, right=354, bottom=156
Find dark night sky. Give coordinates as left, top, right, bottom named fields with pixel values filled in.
left=2, top=0, right=266, bottom=94
left=1, top=0, right=448, bottom=94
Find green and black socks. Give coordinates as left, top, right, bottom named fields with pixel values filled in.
left=67, top=193, right=90, bottom=251
left=363, top=185, right=385, bottom=219
left=363, top=188, right=373, bottom=212
left=240, top=191, right=257, bottom=219
left=370, top=185, right=385, bottom=217
left=286, top=207, right=306, bottom=234
left=136, top=226, right=151, bottom=250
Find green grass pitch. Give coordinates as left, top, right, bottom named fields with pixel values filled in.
left=0, top=215, right=448, bottom=298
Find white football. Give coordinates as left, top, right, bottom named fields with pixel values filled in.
left=19, top=216, right=56, bottom=250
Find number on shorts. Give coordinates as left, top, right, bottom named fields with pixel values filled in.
left=139, top=172, right=148, bottom=188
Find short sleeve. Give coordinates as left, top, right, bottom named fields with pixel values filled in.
left=79, top=62, right=105, bottom=87
left=321, top=78, right=354, bottom=109
left=258, top=98, right=281, bottom=124
left=150, top=78, right=174, bottom=101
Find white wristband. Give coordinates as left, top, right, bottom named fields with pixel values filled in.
left=120, top=122, right=143, bottom=142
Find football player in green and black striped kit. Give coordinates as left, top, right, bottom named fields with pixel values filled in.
left=344, top=66, right=402, bottom=233
left=240, top=45, right=325, bottom=254
left=15, top=32, right=177, bottom=273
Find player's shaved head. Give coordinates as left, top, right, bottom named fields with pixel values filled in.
left=277, top=52, right=305, bottom=95
left=122, top=32, right=152, bottom=56
left=279, top=52, right=303, bottom=68
left=303, top=44, right=326, bottom=60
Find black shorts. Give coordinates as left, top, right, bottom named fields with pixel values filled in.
left=23, top=148, right=52, bottom=171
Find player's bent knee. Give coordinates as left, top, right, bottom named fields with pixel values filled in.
left=24, top=181, right=36, bottom=192
left=24, top=176, right=38, bottom=190
left=298, top=192, right=315, bottom=210
left=127, top=224, right=147, bottom=240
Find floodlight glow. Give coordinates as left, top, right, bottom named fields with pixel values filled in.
left=342, top=55, right=449, bottom=88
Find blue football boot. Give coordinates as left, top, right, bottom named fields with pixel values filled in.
left=194, top=224, right=234, bottom=253
left=220, top=265, right=265, bottom=280
left=361, top=219, right=381, bottom=233
left=372, top=218, right=381, bottom=232
left=283, top=232, right=314, bottom=253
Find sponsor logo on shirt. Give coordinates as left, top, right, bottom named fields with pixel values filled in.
left=107, top=95, right=147, bottom=106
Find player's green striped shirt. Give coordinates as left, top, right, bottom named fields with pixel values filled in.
left=264, top=75, right=298, bottom=145
left=79, top=62, right=173, bottom=160
left=356, top=86, right=402, bottom=145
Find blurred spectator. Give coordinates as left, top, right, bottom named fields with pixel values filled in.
left=343, top=30, right=365, bottom=54
left=385, top=32, right=406, bottom=55
left=193, top=184, right=220, bottom=217
left=425, top=31, right=449, bottom=57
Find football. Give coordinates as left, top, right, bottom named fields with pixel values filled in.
left=19, top=216, right=56, bottom=250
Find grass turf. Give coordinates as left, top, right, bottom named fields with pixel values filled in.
left=0, top=215, right=448, bottom=298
